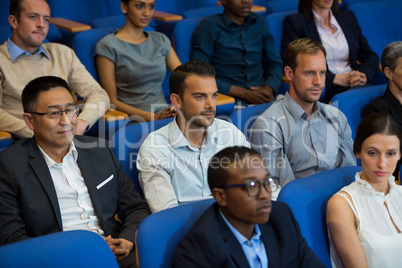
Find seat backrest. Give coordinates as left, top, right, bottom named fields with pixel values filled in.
left=277, top=165, right=361, bottom=267
left=172, top=17, right=204, bottom=63
left=0, top=230, right=118, bottom=268
left=136, top=199, right=216, bottom=268
left=111, top=117, right=174, bottom=197
left=265, top=0, right=299, bottom=14
left=348, top=0, right=402, bottom=58
left=330, top=84, right=387, bottom=140
left=342, top=0, right=384, bottom=7
left=265, top=9, right=297, bottom=55
left=48, top=0, right=109, bottom=25
left=228, top=102, right=272, bottom=139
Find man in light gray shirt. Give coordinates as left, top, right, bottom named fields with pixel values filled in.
left=250, top=38, right=356, bottom=186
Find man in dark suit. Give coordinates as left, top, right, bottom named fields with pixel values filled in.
left=281, top=0, right=379, bottom=103
left=0, top=76, right=150, bottom=268
left=171, top=146, right=324, bottom=267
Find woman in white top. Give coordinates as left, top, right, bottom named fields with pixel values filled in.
left=327, top=113, right=402, bottom=267
left=282, top=0, right=379, bottom=103
left=95, top=0, right=181, bottom=122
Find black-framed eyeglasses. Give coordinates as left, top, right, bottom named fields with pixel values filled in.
left=219, top=177, right=279, bottom=197
left=29, top=107, right=80, bottom=120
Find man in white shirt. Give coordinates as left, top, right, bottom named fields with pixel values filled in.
left=0, top=0, right=110, bottom=138
left=137, top=60, right=249, bottom=213
left=0, top=76, right=149, bottom=268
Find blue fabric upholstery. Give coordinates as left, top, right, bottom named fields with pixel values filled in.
left=111, top=118, right=174, bottom=197
left=229, top=102, right=272, bottom=139
left=265, top=0, right=299, bottom=14
left=0, top=230, right=118, bottom=268
left=265, top=9, right=297, bottom=57
left=136, top=198, right=216, bottom=268
left=330, top=84, right=387, bottom=140
left=347, top=0, right=402, bottom=59
left=277, top=166, right=361, bottom=268
left=172, top=17, right=204, bottom=63
left=0, top=138, right=13, bottom=152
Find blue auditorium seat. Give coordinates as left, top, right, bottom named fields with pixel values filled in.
left=136, top=198, right=215, bottom=268
left=330, top=84, right=387, bottom=140
left=229, top=103, right=272, bottom=139
left=0, top=230, right=118, bottom=268
left=277, top=166, right=361, bottom=268
left=111, top=117, right=174, bottom=197
left=348, top=0, right=402, bottom=60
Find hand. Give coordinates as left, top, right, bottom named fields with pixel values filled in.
left=245, top=85, right=275, bottom=104
left=333, top=73, right=352, bottom=87
left=75, top=119, right=89, bottom=135
left=155, top=107, right=176, bottom=120
left=349, top=71, right=367, bottom=87
left=104, top=236, right=133, bottom=261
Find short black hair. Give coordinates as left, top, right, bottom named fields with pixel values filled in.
left=208, top=146, right=262, bottom=192
left=22, top=76, right=72, bottom=113
left=169, top=59, right=215, bottom=99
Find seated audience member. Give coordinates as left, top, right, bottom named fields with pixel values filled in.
left=250, top=38, right=356, bottom=187
left=191, top=0, right=283, bottom=107
left=171, top=146, right=325, bottom=268
left=282, top=0, right=379, bottom=103
left=327, top=113, right=402, bottom=268
left=0, top=0, right=110, bottom=138
left=363, top=41, right=402, bottom=129
left=137, top=60, right=249, bottom=213
left=0, top=76, right=150, bottom=268
left=95, top=0, right=180, bottom=122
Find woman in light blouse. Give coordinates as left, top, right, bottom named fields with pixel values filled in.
left=327, top=113, right=402, bottom=267
left=281, top=0, right=379, bottom=103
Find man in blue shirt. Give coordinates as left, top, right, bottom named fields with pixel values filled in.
left=171, top=146, right=324, bottom=267
left=191, top=0, right=283, bottom=107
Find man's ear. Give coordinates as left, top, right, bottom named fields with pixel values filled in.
left=23, top=113, right=34, bottom=131
left=170, top=93, right=182, bottom=109
left=384, top=66, right=393, bottom=81
left=284, top=66, right=294, bottom=82
left=213, top=188, right=227, bottom=207
left=8, top=15, right=18, bottom=30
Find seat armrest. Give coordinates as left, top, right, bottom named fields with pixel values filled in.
left=50, top=17, right=91, bottom=33
left=101, top=109, right=129, bottom=122
left=0, top=131, right=12, bottom=140
left=153, top=11, right=183, bottom=22
left=251, top=5, right=266, bottom=13
left=217, top=93, right=235, bottom=105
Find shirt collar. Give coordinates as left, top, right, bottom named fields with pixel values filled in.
left=168, top=117, right=215, bottom=150
left=283, top=92, right=321, bottom=122
left=221, top=11, right=257, bottom=27
left=38, top=141, right=78, bottom=168
left=312, top=9, right=337, bottom=31
left=7, top=38, right=50, bottom=62
left=219, top=209, right=261, bottom=243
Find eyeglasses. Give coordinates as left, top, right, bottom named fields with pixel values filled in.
left=219, top=177, right=279, bottom=197
left=29, top=107, right=80, bottom=120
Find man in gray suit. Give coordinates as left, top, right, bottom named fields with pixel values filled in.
left=0, top=76, right=149, bottom=268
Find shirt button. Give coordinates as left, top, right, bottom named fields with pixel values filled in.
left=246, top=241, right=251, bottom=246
left=256, top=248, right=260, bottom=252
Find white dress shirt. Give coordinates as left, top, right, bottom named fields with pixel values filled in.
left=313, top=9, right=352, bottom=75
left=39, top=142, right=104, bottom=235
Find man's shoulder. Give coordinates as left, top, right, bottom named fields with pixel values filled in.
left=42, top=42, right=75, bottom=58
left=182, top=204, right=219, bottom=237
left=317, top=102, right=347, bottom=121
left=0, top=138, right=31, bottom=159
left=253, top=100, right=285, bottom=125
left=198, top=13, right=222, bottom=27
left=139, top=122, right=171, bottom=149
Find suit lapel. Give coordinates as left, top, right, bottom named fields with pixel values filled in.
left=305, top=17, right=322, bottom=43
left=28, top=138, right=63, bottom=230
left=216, top=210, right=250, bottom=268
left=75, top=144, right=106, bottom=229
left=335, top=12, right=354, bottom=63
left=261, top=223, right=280, bottom=268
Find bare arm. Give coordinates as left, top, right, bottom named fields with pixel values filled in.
left=326, top=194, right=368, bottom=268
left=166, top=47, right=181, bottom=73
left=96, top=55, right=157, bottom=121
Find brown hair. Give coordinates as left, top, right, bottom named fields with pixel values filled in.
left=298, top=0, right=339, bottom=19
left=284, top=38, right=326, bottom=71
